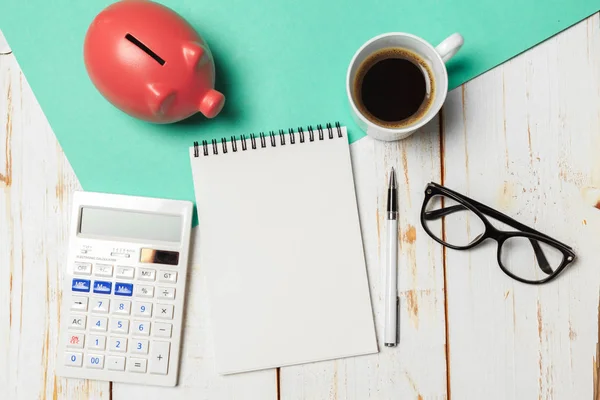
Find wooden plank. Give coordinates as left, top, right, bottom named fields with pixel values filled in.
left=279, top=121, right=448, bottom=398
left=442, top=14, right=600, bottom=400
left=594, top=296, right=599, bottom=400
left=0, top=48, right=108, bottom=399
left=0, top=30, right=10, bottom=55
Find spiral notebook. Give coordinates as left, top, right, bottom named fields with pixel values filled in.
left=189, top=123, right=377, bottom=374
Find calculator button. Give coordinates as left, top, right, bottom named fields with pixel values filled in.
left=154, top=322, right=172, bottom=338
left=107, top=356, right=126, bottom=371
left=138, top=268, right=156, bottom=281
left=66, top=333, right=85, bottom=349
left=158, top=271, right=177, bottom=283
left=149, top=341, right=170, bottom=375
left=85, top=353, right=105, bottom=369
left=64, top=352, right=83, bottom=367
left=133, top=302, right=153, bottom=317
left=91, top=298, right=110, bottom=314
left=131, top=339, right=149, bottom=355
left=90, top=316, right=108, bottom=332
left=94, top=263, right=113, bottom=277
left=116, top=266, right=135, bottom=279
left=158, top=287, right=175, bottom=300
left=133, top=321, right=151, bottom=336
left=128, top=358, right=147, bottom=373
left=109, top=337, right=128, bottom=353
left=71, top=296, right=88, bottom=312
left=110, top=318, right=130, bottom=334
left=71, top=278, right=91, bottom=293
left=135, top=285, right=154, bottom=298
left=88, top=335, right=106, bottom=350
left=111, top=300, right=131, bottom=315
left=92, top=280, right=112, bottom=295
left=114, top=282, right=134, bottom=297
left=73, top=262, right=92, bottom=276
left=156, top=304, right=174, bottom=320
left=69, top=314, right=87, bottom=330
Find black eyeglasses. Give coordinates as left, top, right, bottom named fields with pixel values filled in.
left=420, top=182, right=576, bottom=284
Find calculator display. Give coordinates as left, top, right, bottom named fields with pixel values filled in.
left=79, top=207, right=182, bottom=243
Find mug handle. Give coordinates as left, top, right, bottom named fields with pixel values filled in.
left=435, top=33, right=464, bottom=62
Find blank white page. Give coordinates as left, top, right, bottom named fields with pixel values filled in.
left=189, top=127, right=377, bottom=374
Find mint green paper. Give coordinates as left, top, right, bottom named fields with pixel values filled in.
left=1, top=1, right=598, bottom=211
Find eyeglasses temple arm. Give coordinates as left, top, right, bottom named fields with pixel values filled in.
left=425, top=205, right=555, bottom=274
left=423, top=205, right=464, bottom=220
left=528, top=239, right=554, bottom=275
left=438, top=189, right=573, bottom=250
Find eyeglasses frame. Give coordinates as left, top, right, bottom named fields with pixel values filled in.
left=420, top=182, right=576, bottom=285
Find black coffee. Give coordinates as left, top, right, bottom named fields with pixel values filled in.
left=354, top=48, right=434, bottom=128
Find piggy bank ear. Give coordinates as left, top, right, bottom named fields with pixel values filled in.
left=182, top=41, right=209, bottom=69
left=147, top=83, right=176, bottom=118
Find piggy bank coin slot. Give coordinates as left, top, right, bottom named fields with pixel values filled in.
left=125, top=33, right=165, bottom=66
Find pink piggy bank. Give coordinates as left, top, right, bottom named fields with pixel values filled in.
left=84, top=0, right=225, bottom=123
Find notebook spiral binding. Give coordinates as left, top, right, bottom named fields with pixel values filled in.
left=193, top=122, right=343, bottom=157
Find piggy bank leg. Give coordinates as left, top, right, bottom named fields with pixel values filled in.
left=199, top=89, right=225, bottom=119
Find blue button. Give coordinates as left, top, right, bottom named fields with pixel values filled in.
left=114, top=283, right=133, bottom=296
left=72, top=278, right=91, bottom=292
left=93, top=280, right=112, bottom=294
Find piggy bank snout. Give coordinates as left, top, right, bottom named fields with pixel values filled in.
left=199, top=89, right=225, bottom=119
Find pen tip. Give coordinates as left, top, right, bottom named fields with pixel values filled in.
left=389, top=168, right=396, bottom=188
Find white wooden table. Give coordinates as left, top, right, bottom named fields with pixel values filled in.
left=1, top=14, right=600, bottom=399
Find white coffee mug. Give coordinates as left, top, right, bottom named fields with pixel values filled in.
left=346, top=32, right=464, bottom=141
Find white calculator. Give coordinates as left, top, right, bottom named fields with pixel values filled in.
left=56, top=192, right=193, bottom=387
